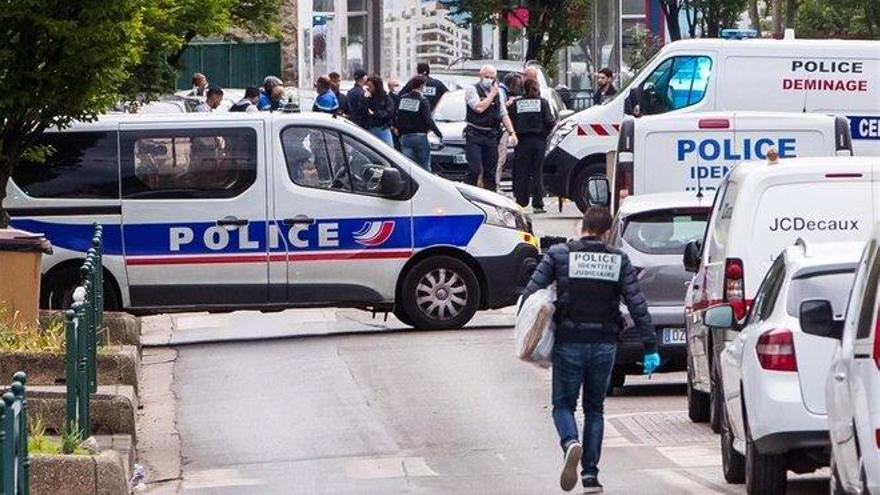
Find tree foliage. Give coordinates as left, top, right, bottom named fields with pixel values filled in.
left=795, top=0, right=880, bottom=39
left=444, top=0, right=592, bottom=70
left=0, top=0, right=144, bottom=225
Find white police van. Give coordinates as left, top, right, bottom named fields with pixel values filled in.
left=612, top=111, right=854, bottom=209
left=544, top=33, right=880, bottom=211
left=4, top=113, right=539, bottom=330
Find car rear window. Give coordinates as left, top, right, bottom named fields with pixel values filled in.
left=785, top=270, right=855, bottom=318
left=621, top=208, right=708, bottom=255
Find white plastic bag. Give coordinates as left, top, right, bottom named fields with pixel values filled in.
left=514, top=285, right=556, bottom=368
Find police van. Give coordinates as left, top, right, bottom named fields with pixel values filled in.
left=544, top=33, right=880, bottom=211
left=680, top=156, right=880, bottom=429
left=612, top=111, right=854, bottom=209
left=4, top=113, right=539, bottom=330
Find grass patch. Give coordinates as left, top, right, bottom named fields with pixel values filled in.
left=28, top=416, right=88, bottom=455
left=0, top=308, right=65, bottom=353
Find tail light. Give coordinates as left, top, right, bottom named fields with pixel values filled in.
left=724, top=258, right=746, bottom=319
left=873, top=304, right=880, bottom=369
left=876, top=429, right=880, bottom=450
left=756, top=328, right=798, bottom=372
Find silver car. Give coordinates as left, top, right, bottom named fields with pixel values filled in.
left=606, top=192, right=710, bottom=391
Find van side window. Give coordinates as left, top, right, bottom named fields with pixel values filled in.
left=281, top=127, right=350, bottom=191
left=121, top=128, right=257, bottom=199
left=633, top=56, right=712, bottom=116
left=14, top=131, right=119, bottom=199
left=340, top=135, right=395, bottom=196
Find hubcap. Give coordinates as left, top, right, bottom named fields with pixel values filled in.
left=415, top=268, right=467, bottom=321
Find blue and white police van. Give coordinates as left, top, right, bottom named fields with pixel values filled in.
left=544, top=32, right=880, bottom=211
left=611, top=111, right=855, bottom=210
left=4, top=113, right=539, bottom=329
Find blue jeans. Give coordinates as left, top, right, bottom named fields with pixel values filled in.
left=368, top=126, right=394, bottom=147
left=552, top=342, right=617, bottom=478
left=400, top=133, right=431, bottom=172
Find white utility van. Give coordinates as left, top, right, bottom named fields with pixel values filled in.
left=544, top=34, right=880, bottom=211
left=682, top=156, right=879, bottom=431
left=4, top=113, right=540, bottom=330
left=612, top=112, right=854, bottom=210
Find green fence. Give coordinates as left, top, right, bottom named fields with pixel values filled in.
left=175, top=41, right=282, bottom=91
left=0, top=372, right=29, bottom=495
left=65, top=224, right=103, bottom=440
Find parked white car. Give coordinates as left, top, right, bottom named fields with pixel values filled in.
left=827, top=226, right=880, bottom=494
left=704, top=240, right=863, bottom=494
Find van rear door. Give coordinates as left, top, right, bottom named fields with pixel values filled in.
left=732, top=113, right=836, bottom=164
left=119, top=120, right=270, bottom=308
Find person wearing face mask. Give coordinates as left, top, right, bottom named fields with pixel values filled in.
left=463, top=65, right=518, bottom=192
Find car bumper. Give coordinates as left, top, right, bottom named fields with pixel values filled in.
left=431, top=144, right=514, bottom=183
left=754, top=430, right=830, bottom=456
left=542, top=145, right=578, bottom=197
left=475, top=243, right=539, bottom=309
left=615, top=325, right=687, bottom=373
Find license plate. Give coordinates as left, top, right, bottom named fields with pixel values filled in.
left=662, top=328, right=687, bottom=345
left=454, top=153, right=468, bottom=164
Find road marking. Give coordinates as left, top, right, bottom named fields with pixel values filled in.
left=181, top=468, right=266, bottom=490
left=657, top=445, right=722, bottom=468
left=641, top=469, right=718, bottom=493
left=345, top=456, right=438, bottom=480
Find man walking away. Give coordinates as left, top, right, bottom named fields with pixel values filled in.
left=347, top=69, right=369, bottom=127
left=195, top=87, right=223, bottom=112
left=328, top=72, right=350, bottom=115
left=230, top=87, right=260, bottom=112
left=464, top=64, right=518, bottom=192
left=397, top=75, right=443, bottom=172
left=592, top=68, right=617, bottom=106
left=313, top=76, right=340, bottom=114
left=401, top=62, right=448, bottom=111
left=189, top=73, right=208, bottom=96
left=509, top=78, right=555, bottom=212
left=522, top=207, right=660, bottom=492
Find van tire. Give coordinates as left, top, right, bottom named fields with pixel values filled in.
left=710, top=359, right=724, bottom=433
left=572, top=163, right=605, bottom=213
left=393, top=307, right=414, bottom=327
left=42, top=265, right=121, bottom=312
left=399, top=256, right=480, bottom=330
left=745, top=415, right=788, bottom=495
left=687, top=370, right=711, bottom=423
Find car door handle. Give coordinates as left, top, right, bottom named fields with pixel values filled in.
left=216, top=217, right=248, bottom=227
left=834, top=372, right=846, bottom=382
left=282, top=216, right=315, bottom=226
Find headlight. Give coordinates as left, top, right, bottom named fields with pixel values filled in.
left=468, top=199, right=530, bottom=231
left=428, top=133, right=443, bottom=150
left=547, top=119, right=578, bottom=153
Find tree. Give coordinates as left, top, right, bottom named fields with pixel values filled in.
left=688, top=0, right=748, bottom=37
left=660, top=0, right=685, bottom=41
left=624, top=26, right=662, bottom=73
left=443, top=0, right=592, bottom=70
left=0, top=0, right=144, bottom=226
left=795, top=0, right=880, bottom=39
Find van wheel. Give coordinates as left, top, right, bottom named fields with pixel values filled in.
left=400, top=256, right=480, bottom=330
left=745, top=415, right=787, bottom=495
left=42, top=265, right=120, bottom=311
left=710, top=359, right=723, bottom=433
left=572, top=164, right=605, bottom=213
left=687, top=370, right=711, bottom=423
left=393, top=307, right=414, bottom=327
left=721, top=405, right=745, bottom=484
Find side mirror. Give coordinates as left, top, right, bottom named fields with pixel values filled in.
left=704, top=304, right=734, bottom=329
left=800, top=299, right=840, bottom=339
left=586, top=176, right=610, bottom=207
left=683, top=240, right=702, bottom=273
left=379, top=168, right=405, bottom=198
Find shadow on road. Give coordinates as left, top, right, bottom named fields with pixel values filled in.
left=613, top=382, right=688, bottom=397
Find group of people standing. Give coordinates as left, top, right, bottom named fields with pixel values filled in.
left=312, top=63, right=446, bottom=173
left=190, top=73, right=292, bottom=113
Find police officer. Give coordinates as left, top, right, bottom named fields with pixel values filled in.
left=396, top=75, right=443, bottom=171
left=464, top=64, right=518, bottom=191
left=508, top=78, right=555, bottom=212
left=522, top=207, right=660, bottom=493
left=401, top=62, right=448, bottom=111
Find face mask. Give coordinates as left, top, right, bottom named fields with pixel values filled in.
left=480, top=78, right=493, bottom=89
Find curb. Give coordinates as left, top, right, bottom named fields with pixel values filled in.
left=31, top=449, right=128, bottom=495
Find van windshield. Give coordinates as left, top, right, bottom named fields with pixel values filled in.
left=622, top=208, right=708, bottom=255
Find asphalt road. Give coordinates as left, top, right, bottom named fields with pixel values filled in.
left=172, top=328, right=829, bottom=494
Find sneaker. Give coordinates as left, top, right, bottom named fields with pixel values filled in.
left=582, top=476, right=603, bottom=493
left=560, top=441, right=583, bottom=491
left=533, top=207, right=546, bottom=214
